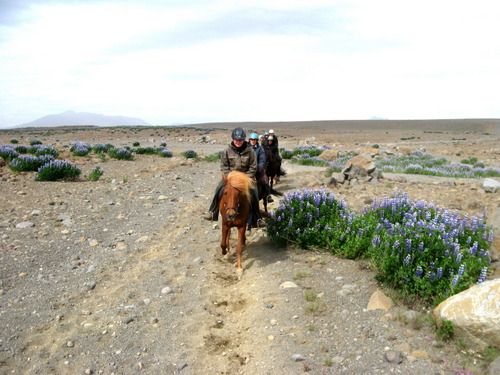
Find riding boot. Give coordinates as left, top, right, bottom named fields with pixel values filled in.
left=205, top=181, right=224, bottom=221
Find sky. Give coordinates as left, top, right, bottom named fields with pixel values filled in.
left=0, top=0, right=500, bottom=128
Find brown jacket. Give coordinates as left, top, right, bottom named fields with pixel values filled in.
left=220, top=142, right=257, bottom=177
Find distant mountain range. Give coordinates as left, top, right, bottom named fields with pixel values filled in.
left=19, top=111, right=150, bottom=127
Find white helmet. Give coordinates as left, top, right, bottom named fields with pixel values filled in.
left=269, top=129, right=275, bottom=134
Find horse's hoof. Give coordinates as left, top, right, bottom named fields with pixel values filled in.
left=236, top=268, right=243, bottom=279
left=221, top=248, right=228, bottom=255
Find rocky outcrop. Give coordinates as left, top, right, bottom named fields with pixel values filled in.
left=318, top=149, right=339, bottom=161
left=340, top=154, right=381, bottom=184
left=433, top=278, right=500, bottom=349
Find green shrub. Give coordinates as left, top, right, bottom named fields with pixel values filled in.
left=291, top=157, right=328, bottom=167
left=10, top=139, right=18, bottom=144
left=436, top=320, right=454, bottom=341
left=109, top=147, right=133, bottom=160
left=182, top=150, right=197, bottom=159
left=36, top=160, right=81, bottom=181
left=160, top=142, right=167, bottom=147
left=30, top=139, right=42, bottom=146
left=87, top=166, right=104, bottom=181
left=204, top=152, right=220, bottom=162
left=133, top=147, right=157, bottom=155
left=132, top=141, right=140, bottom=147
left=460, top=156, right=478, bottom=165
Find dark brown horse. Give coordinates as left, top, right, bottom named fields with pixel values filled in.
left=265, top=147, right=283, bottom=193
left=219, top=171, right=253, bottom=272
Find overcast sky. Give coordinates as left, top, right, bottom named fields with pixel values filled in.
left=1, top=0, right=499, bottom=127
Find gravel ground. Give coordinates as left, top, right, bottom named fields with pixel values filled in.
left=1, top=126, right=499, bottom=374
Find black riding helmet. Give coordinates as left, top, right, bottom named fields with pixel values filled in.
left=231, top=127, right=246, bottom=141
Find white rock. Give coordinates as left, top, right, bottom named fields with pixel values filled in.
left=280, top=281, right=298, bottom=289
left=483, top=178, right=500, bottom=193
left=161, top=286, right=173, bottom=295
left=434, top=279, right=500, bottom=348
left=16, top=221, right=34, bottom=229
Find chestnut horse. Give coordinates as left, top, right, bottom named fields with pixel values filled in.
left=219, top=171, right=253, bottom=271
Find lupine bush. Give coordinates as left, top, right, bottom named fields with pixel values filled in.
left=133, top=147, right=157, bottom=155
left=108, top=147, right=133, bottom=160
left=182, top=150, right=197, bottom=159
left=267, top=189, right=351, bottom=249
left=281, top=145, right=329, bottom=160
left=92, top=143, right=113, bottom=153
left=267, top=189, right=493, bottom=305
left=0, top=145, right=19, bottom=161
left=30, top=139, right=42, bottom=146
left=376, top=151, right=500, bottom=178
left=36, top=160, right=81, bottom=181
left=29, top=144, right=59, bottom=157
left=158, top=148, right=173, bottom=158
left=70, top=141, right=91, bottom=156
left=9, top=155, right=54, bottom=172
left=14, top=145, right=29, bottom=154
left=364, top=193, right=492, bottom=304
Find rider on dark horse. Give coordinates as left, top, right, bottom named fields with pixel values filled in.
left=248, top=132, right=269, bottom=194
left=263, top=129, right=286, bottom=182
left=203, top=127, right=264, bottom=229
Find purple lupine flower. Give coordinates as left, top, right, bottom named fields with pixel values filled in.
left=437, top=267, right=443, bottom=279
left=455, top=252, right=463, bottom=264
left=418, top=242, right=424, bottom=252
left=403, top=254, right=411, bottom=266
left=477, top=267, right=488, bottom=283
left=405, top=238, right=412, bottom=252
left=469, top=241, right=478, bottom=255
left=393, top=240, right=400, bottom=250
left=451, top=274, right=460, bottom=286
left=371, top=235, right=381, bottom=247
left=415, top=266, right=424, bottom=278
left=458, top=264, right=465, bottom=276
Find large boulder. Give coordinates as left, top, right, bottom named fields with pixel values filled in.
left=319, top=149, right=339, bottom=161
left=340, top=154, right=379, bottom=183
left=433, top=279, right=500, bottom=349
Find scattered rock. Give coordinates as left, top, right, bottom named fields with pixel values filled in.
left=280, top=281, right=298, bottom=289
left=291, top=353, right=306, bottom=362
left=483, top=178, right=500, bottom=193
left=16, top=221, right=34, bottom=229
left=161, top=286, right=173, bottom=295
left=367, top=289, right=393, bottom=311
left=384, top=350, right=404, bottom=364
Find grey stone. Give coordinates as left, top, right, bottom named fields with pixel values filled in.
left=291, top=353, right=306, bottom=362
left=384, top=350, right=404, bottom=364
left=16, top=221, right=34, bottom=229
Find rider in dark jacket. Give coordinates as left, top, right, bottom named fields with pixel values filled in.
left=204, top=128, right=263, bottom=228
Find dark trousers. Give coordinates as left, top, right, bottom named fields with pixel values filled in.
left=209, top=181, right=261, bottom=227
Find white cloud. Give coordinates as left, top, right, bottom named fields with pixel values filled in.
left=0, top=0, right=500, bottom=127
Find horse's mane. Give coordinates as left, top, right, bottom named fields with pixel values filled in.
left=227, top=171, right=253, bottom=202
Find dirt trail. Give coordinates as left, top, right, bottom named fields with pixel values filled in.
left=3, top=160, right=496, bottom=375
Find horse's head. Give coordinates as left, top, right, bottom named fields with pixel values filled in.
left=222, top=182, right=240, bottom=222
left=221, top=171, right=252, bottom=222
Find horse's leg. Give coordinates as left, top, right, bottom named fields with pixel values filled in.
left=235, top=226, right=246, bottom=270
left=220, top=224, right=230, bottom=255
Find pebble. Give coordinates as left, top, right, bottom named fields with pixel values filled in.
left=16, top=221, right=34, bottom=229
left=384, top=350, right=404, bottom=364
left=291, top=353, right=306, bottom=362
left=88, top=239, right=98, bottom=247
left=66, top=340, right=74, bottom=348
left=280, top=281, right=298, bottom=289
left=161, top=286, right=173, bottom=295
